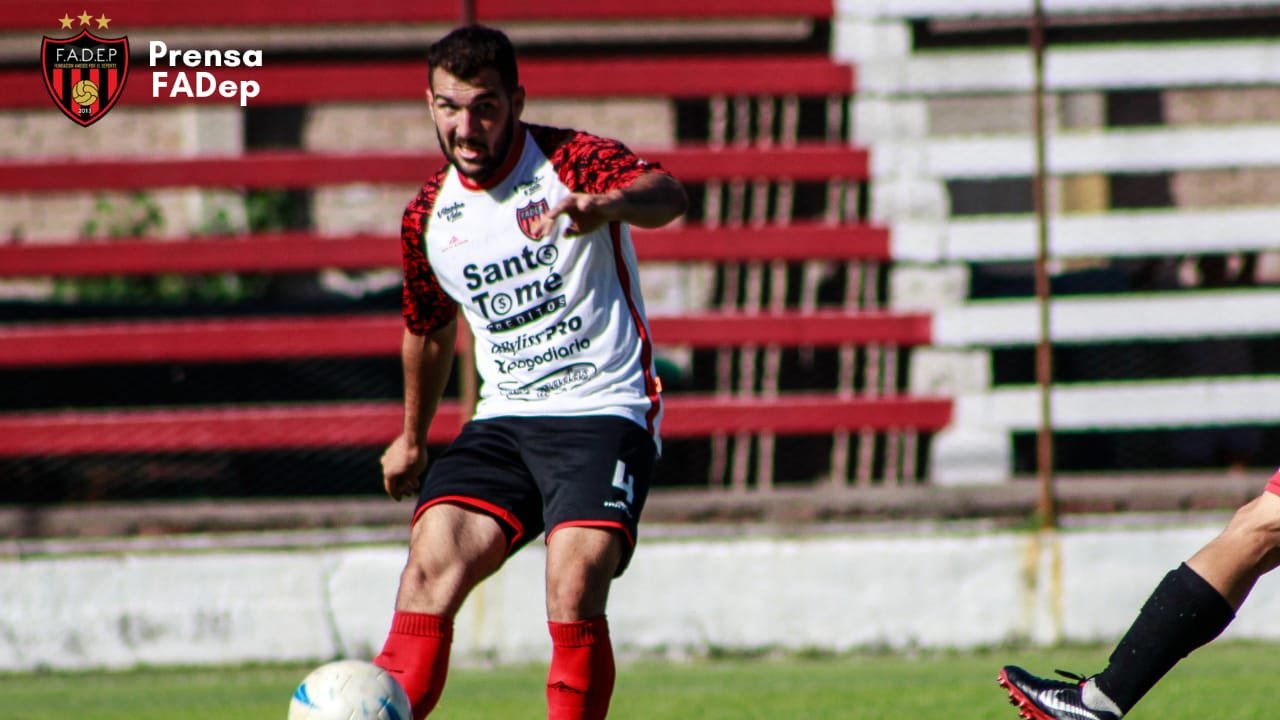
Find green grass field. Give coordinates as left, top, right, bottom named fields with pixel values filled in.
left=0, top=642, right=1272, bottom=720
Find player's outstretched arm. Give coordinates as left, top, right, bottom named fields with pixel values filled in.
left=381, top=320, right=457, bottom=501
left=532, top=172, right=688, bottom=238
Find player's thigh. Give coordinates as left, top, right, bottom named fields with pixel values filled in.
left=394, top=504, right=510, bottom=614
left=543, top=525, right=627, bottom=620
left=407, top=503, right=508, bottom=579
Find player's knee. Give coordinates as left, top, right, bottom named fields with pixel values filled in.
left=403, top=536, right=494, bottom=597
left=397, top=551, right=487, bottom=616
left=399, top=552, right=454, bottom=593
left=546, top=569, right=611, bottom=621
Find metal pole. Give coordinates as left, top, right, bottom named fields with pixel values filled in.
left=460, top=0, right=476, bottom=25
left=1031, top=0, right=1057, bottom=529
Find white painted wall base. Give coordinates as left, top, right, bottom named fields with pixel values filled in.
left=5, top=520, right=1279, bottom=672
left=927, top=427, right=1011, bottom=486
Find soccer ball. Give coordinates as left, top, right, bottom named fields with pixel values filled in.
left=288, top=660, right=412, bottom=720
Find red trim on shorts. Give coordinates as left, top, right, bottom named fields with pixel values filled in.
left=1266, top=471, right=1280, bottom=497
left=546, top=520, right=635, bottom=548
left=413, top=495, right=526, bottom=552
left=609, top=222, right=661, bottom=435
left=456, top=125, right=526, bottom=191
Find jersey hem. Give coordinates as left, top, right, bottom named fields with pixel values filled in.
left=471, top=406, right=659, bottom=438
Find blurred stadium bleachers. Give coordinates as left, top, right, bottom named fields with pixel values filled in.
left=837, top=0, right=1280, bottom=485
left=2, top=0, right=1279, bottom=534
left=0, top=0, right=956, bottom=526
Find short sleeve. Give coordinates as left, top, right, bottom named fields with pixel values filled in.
left=530, top=125, right=671, bottom=196
left=400, top=172, right=458, bottom=336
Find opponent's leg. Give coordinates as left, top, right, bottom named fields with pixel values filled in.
left=1187, top=478, right=1280, bottom=607
left=1001, top=470, right=1280, bottom=719
left=375, top=503, right=508, bottom=720
left=1087, top=484, right=1280, bottom=715
left=543, top=526, right=626, bottom=720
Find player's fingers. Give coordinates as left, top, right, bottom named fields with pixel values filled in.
left=533, top=197, right=576, bottom=238
left=568, top=215, right=604, bottom=236
left=382, top=466, right=404, bottom=500
left=381, top=463, right=410, bottom=501
left=529, top=216, right=550, bottom=239
left=401, top=474, right=422, bottom=499
left=382, top=475, right=401, bottom=501
left=547, top=195, right=576, bottom=217
left=379, top=454, right=400, bottom=495
left=380, top=463, right=395, bottom=499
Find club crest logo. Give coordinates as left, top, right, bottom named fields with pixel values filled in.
left=42, top=14, right=129, bottom=127
left=516, top=198, right=549, bottom=241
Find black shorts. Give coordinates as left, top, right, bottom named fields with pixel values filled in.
left=412, top=414, right=656, bottom=576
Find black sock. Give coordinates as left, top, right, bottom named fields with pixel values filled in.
left=1094, top=562, right=1235, bottom=714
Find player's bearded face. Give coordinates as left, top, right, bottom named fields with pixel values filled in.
left=429, top=67, right=524, bottom=183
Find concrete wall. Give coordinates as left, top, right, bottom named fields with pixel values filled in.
left=8, top=518, right=1280, bottom=672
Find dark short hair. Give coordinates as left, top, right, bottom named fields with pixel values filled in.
left=427, top=25, right=519, bottom=93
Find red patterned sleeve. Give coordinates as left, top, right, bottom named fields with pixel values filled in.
left=529, top=124, right=670, bottom=195
left=401, top=171, right=458, bottom=336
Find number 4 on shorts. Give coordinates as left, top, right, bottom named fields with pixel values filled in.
left=610, top=460, right=634, bottom=505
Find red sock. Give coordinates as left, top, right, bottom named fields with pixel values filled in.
left=1266, top=469, right=1280, bottom=496
left=373, top=612, right=452, bottom=720
left=546, top=617, right=615, bottom=720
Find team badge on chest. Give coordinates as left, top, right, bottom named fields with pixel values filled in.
left=516, top=198, right=549, bottom=241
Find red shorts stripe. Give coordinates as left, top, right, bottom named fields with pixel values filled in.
left=413, top=494, right=527, bottom=553
left=546, top=519, right=635, bottom=548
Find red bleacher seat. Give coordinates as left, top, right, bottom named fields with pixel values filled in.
left=0, top=0, right=951, bottom=492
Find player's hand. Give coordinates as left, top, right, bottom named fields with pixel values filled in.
left=380, top=433, right=428, bottom=501
left=530, top=191, right=622, bottom=238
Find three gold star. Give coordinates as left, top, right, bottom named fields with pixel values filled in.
left=57, top=10, right=111, bottom=30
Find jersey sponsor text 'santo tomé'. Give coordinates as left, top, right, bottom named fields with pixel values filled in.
left=400, top=124, right=666, bottom=439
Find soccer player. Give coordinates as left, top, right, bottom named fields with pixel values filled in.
left=370, top=25, right=687, bottom=720
left=998, top=467, right=1280, bottom=719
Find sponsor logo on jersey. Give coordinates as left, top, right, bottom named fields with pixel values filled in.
left=516, top=198, right=549, bottom=241
left=436, top=201, right=465, bottom=222
left=465, top=244, right=564, bottom=325
left=602, top=500, right=633, bottom=517
left=514, top=175, right=544, bottom=197
left=493, top=336, right=592, bottom=374
left=463, top=245, right=559, bottom=291
left=484, top=294, right=566, bottom=333
left=497, top=362, right=597, bottom=400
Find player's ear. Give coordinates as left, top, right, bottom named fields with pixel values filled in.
left=511, top=85, right=525, bottom=121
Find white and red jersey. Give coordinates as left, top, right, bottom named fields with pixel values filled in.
left=400, top=123, right=665, bottom=440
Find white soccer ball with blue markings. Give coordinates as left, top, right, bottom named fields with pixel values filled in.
left=288, top=660, right=412, bottom=720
